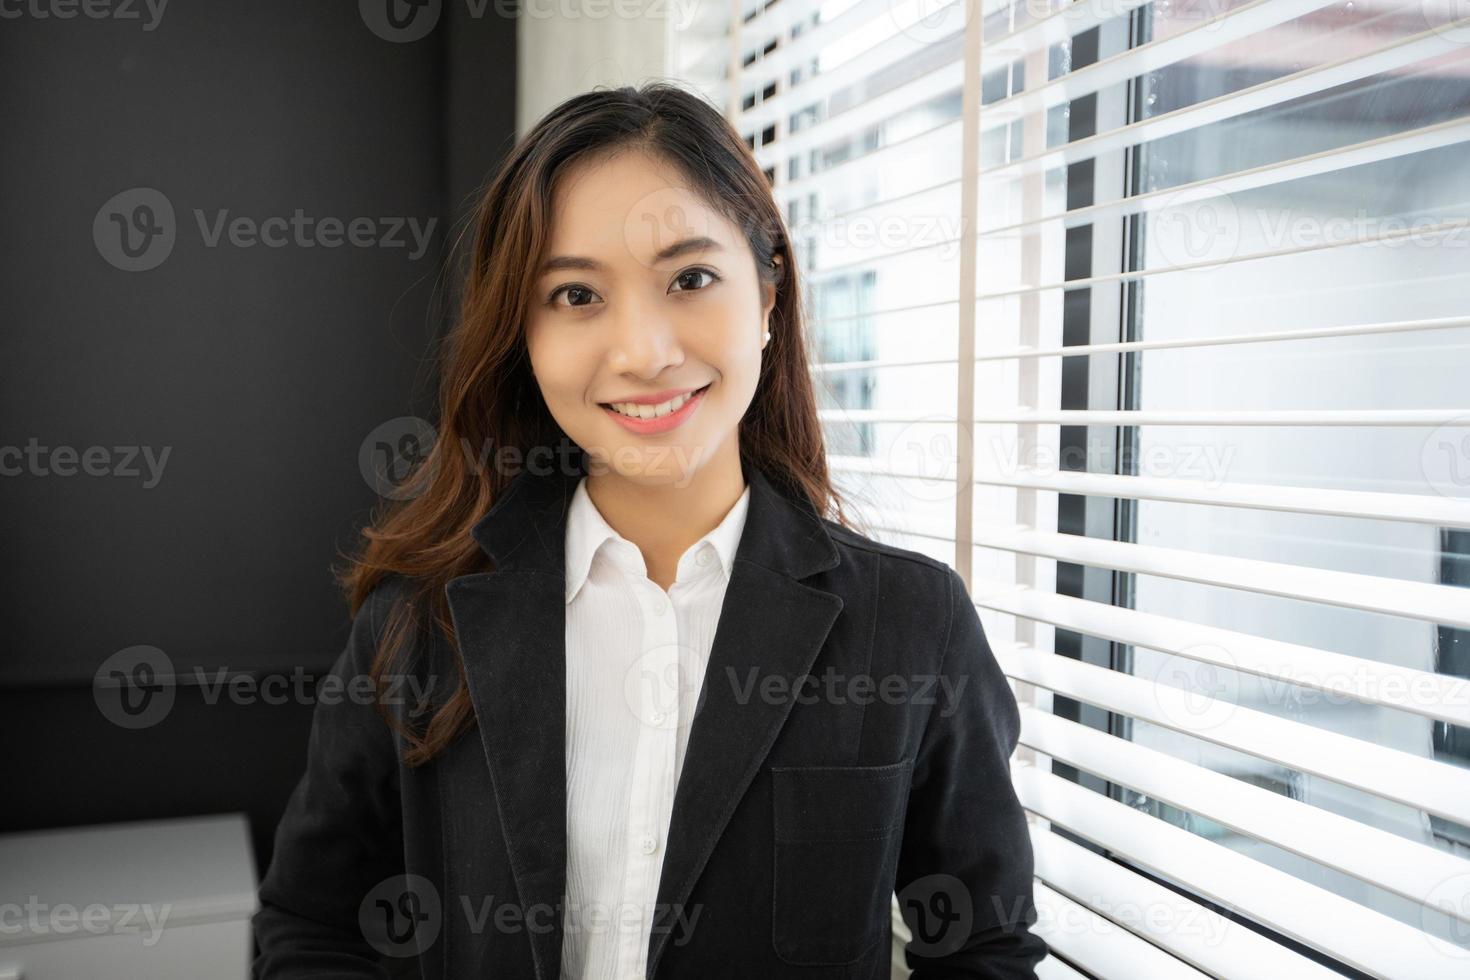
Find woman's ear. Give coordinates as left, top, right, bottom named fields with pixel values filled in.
left=761, top=254, right=782, bottom=346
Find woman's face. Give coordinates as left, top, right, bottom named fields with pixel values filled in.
left=524, top=149, right=776, bottom=486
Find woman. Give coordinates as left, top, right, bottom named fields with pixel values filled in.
left=252, top=83, right=1047, bottom=980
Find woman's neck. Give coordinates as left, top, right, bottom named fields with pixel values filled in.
left=584, top=443, right=746, bottom=591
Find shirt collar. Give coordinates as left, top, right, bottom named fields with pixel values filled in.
left=564, top=476, right=752, bottom=604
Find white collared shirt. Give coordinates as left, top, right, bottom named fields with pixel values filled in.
left=559, top=476, right=751, bottom=980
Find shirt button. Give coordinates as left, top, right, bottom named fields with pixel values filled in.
left=653, top=594, right=669, bottom=615
left=638, top=834, right=658, bottom=854
left=696, top=550, right=711, bottom=567
left=651, top=710, right=667, bottom=725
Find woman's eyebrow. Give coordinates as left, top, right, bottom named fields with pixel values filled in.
left=537, top=236, right=724, bottom=276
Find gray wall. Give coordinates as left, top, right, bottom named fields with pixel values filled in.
left=0, top=0, right=515, bottom=870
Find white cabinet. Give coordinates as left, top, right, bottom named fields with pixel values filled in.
left=0, top=813, right=258, bottom=980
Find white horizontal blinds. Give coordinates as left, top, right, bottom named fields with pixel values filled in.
left=967, top=0, right=1470, bottom=977
left=1013, top=762, right=1470, bottom=978
left=1030, top=878, right=1217, bottom=979
left=1014, top=705, right=1470, bottom=905
left=1030, top=829, right=1349, bottom=979
left=734, top=0, right=982, bottom=570
left=730, top=0, right=1470, bottom=975
left=978, top=587, right=1470, bottom=727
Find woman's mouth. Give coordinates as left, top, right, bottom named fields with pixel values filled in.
left=599, top=383, right=711, bottom=435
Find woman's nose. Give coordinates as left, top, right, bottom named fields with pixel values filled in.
left=606, top=297, right=681, bottom=375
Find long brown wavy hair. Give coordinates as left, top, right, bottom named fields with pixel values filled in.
left=338, top=82, right=860, bottom=768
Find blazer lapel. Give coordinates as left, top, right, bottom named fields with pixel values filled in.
left=643, top=463, right=844, bottom=978
left=446, top=461, right=578, bottom=980
left=445, top=452, right=844, bottom=980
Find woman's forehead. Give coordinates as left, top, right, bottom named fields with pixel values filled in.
left=542, top=155, right=740, bottom=273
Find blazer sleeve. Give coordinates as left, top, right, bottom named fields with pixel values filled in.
left=894, top=566, right=1050, bottom=979
left=251, top=584, right=407, bottom=979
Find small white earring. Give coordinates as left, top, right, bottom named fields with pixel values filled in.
left=763, top=330, right=772, bottom=342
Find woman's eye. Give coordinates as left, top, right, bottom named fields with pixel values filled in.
left=671, top=267, right=721, bottom=293
left=549, top=284, right=601, bottom=308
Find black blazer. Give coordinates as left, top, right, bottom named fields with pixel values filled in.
left=252, top=454, right=1049, bottom=979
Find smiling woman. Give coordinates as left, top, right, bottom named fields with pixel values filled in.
left=251, top=82, right=1047, bottom=980
left=526, top=148, right=776, bottom=488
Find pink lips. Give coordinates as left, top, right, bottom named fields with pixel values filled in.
left=601, top=383, right=710, bottom=435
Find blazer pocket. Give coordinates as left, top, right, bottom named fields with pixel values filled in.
left=770, top=758, right=914, bottom=966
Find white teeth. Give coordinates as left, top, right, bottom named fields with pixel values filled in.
left=607, top=388, right=700, bottom=419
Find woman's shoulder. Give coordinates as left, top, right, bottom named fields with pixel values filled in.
left=348, top=573, right=451, bottom=666
left=353, top=572, right=417, bottom=628
left=819, top=517, right=958, bottom=589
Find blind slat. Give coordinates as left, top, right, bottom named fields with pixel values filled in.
left=978, top=587, right=1470, bottom=727
left=980, top=115, right=1470, bottom=238
left=977, top=468, right=1470, bottom=528
left=1031, top=830, right=1344, bottom=980
left=1022, top=707, right=1470, bottom=921
left=978, top=0, right=1340, bottom=133
left=1015, top=764, right=1466, bottom=980
left=740, top=23, right=954, bottom=134
left=975, top=528, right=1470, bottom=629
left=971, top=314, right=1470, bottom=361
left=973, top=218, right=1470, bottom=299
left=829, top=454, right=1470, bottom=528
left=1032, top=880, right=1214, bottom=980
left=819, top=407, right=1470, bottom=425
left=996, top=645, right=1470, bottom=825
left=980, top=19, right=1469, bottom=180
left=1034, top=951, right=1092, bottom=980
left=754, top=60, right=965, bottom=170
